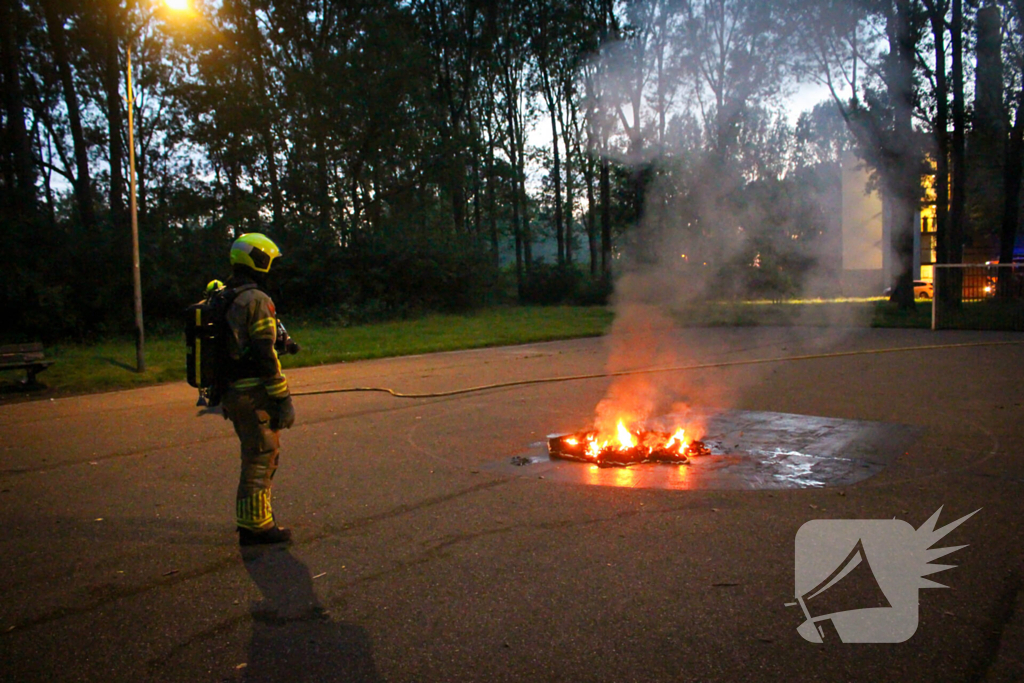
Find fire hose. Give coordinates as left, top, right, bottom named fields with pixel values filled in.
left=291, top=339, right=1023, bottom=400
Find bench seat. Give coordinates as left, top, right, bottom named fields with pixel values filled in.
left=0, top=343, right=55, bottom=385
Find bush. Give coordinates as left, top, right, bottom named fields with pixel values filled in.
left=274, top=237, right=499, bottom=322
left=520, top=263, right=583, bottom=305
left=515, top=263, right=612, bottom=306
left=571, top=274, right=613, bottom=306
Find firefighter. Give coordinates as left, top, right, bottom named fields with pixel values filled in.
left=221, top=233, right=295, bottom=545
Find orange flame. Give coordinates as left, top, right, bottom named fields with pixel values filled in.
left=616, top=421, right=635, bottom=449
left=665, top=428, right=687, bottom=453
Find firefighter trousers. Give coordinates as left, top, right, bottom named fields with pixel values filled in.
left=222, top=386, right=280, bottom=530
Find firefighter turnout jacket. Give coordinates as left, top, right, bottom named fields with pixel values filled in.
left=223, top=276, right=290, bottom=400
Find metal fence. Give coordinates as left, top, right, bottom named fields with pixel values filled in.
left=932, top=263, right=1024, bottom=331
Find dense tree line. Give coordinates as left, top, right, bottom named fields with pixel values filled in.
left=2, top=0, right=1022, bottom=340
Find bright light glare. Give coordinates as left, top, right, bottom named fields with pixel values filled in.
left=165, top=0, right=189, bottom=11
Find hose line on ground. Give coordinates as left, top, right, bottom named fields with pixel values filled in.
left=291, top=340, right=1024, bottom=400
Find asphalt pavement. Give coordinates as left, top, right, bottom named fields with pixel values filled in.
left=1, top=326, right=1022, bottom=682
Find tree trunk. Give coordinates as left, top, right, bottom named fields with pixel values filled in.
left=241, top=10, right=283, bottom=235
left=104, top=7, right=126, bottom=234
left=500, top=58, right=525, bottom=296
left=999, top=1, right=1024, bottom=293
left=264, top=130, right=283, bottom=233
left=950, top=0, right=966, bottom=274
left=0, top=0, right=36, bottom=214
left=469, top=108, right=482, bottom=246
left=600, top=152, right=611, bottom=278
left=473, top=149, right=482, bottom=246
left=550, top=95, right=564, bottom=265
left=317, top=138, right=331, bottom=237
left=585, top=155, right=598, bottom=277
left=559, top=87, right=574, bottom=266
left=42, top=137, right=56, bottom=226
left=513, top=166, right=523, bottom=298
left=42, top=0, right=95, bottom=230
left=928, top=3, right=949, bottom=272
left=452, top=150, right=466, bottom=235
left=135, top=97, right=148, bottom=222
left=485, top=96, right=499, bottom=266
left=583, top=76, right=599, bottom=278
left=887, top=0, right=917, bottom=310
left=521, top=169, right=532, bottom=268
left=513, top=90, right=531, bottom=269
left=227, top=158, right=240, bottom=225
left=970, top=5, right=1005, bottom=243
left=598, top=0, right=613, bottom=281
left=998, top=87, right=1024, bottom=295
left=349, top=156, right=364, bottom=236
left=542, top=72, right=564, bottom=265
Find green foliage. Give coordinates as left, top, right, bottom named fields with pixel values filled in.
left=519, top=263, right=583, bottom=304
left=517, top=263, right=615, bottom=306
left=0, top=306, right=613, bottom=396
left=276, top=236, right=501, bottom=323
left=10, top=0, right=1008, bottom=346
left=571, top=275, right=614, bottom=306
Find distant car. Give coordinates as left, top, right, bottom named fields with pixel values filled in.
left=882, top=280, right=933, bottom=299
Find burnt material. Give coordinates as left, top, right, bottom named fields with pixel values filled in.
left=548, top=431, right=710, bottom=468
left=487, top=409, right=918, bottom=491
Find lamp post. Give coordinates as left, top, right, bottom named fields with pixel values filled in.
left=125, top=0, right=190, bottom=373
left=126, top=45, right=144, bottom=373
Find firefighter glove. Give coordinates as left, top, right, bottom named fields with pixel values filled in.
left=270, top=396, right=295, bottom=430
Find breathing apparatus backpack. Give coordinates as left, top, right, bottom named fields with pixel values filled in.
left=185, top=283, right=255, bottom=406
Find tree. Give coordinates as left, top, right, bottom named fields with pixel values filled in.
left=998, top=0, right=1024, bottom=294
left=99, top=0, right=127, bottom=237
left=949, top=0, right=966, bottom=273
left=921, top=0, right=951, bottom=273
left=794, top=0, right=924, bottom=308
left=886, top=0, right=923, bottom=309
left=40, top=0, right=96, bottom=231
left=596, top=0, right=617, bottom=278
left=684, top=0, right=790, bottom=178
left=491, top=0, right=534, bottom=295
left=1, top=0, right=38, bottom=218
left=412, top=0, right=486, bottom=237
left=529, top=0, right=566, bottom=264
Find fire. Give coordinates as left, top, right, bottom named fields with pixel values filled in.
left=549, top=420, right=709, bottom=468
left=665, top=428, right=687, bottom=452
left=616, top=421, right=635, bottom=449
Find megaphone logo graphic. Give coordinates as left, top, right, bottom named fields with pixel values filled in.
left=790, top=507, right=979, bottom=643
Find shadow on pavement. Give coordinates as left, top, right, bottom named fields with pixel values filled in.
left=240, top=545, right=380, bottom=682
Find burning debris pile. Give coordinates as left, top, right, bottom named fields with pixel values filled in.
left=549, top=421, right=710, bottom=468
left=546, top=296, right=718, bottom=469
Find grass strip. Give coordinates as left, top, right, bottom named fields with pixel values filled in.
left=6, top=297, right=1017, bottom=399
left=1, top=306, right=614, bottom=398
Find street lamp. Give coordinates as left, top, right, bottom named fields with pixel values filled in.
left=126, top=45, right=144, bottom=373
left=126, top=0, right=189, bottom=373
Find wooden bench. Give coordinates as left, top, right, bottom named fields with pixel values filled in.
left=0, top=342, right=55, bottom=386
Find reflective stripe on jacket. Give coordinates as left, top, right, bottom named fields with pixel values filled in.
left=225, top=283, right=289, bottom=399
